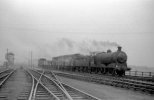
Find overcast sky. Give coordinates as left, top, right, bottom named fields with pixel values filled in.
left=0, top=0, right=154, bottom=67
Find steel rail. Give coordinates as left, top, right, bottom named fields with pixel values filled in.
left=0, top=69, right=15, bottom=86
left=54, top=70, right=154, bottom=86
left=50, top=71, right=101, bottom=100
left=33, top=69, right=73, bottom=100
left=0, top=69, right=14, bottom=80
left=0, top=73, right=10, bottom=79
left=0, top=68, right=10, bottom=73
left=43, top=71, right=72, bottom=93
left=32, top=71, right=43, bottom=100
left=43, top=72, right=73, bottom=100
left=50, top=71, right=69, bottom=91
left=0, top=69, right=12, bottom=76
left=62, top=83, right=101, bottom=100
left=54, top=71, right=154, bottom=94
left=28, top=69, right=60, bottom=100
left=25, top=69, right=35, bottom=100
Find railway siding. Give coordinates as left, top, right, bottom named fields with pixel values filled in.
left=53, top=71, right=154, bottom=95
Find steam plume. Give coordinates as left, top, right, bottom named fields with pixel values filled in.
left=52, top=38, right=120, bottom=56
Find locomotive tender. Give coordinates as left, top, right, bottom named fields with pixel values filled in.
left=51, top=46, right=131, bottom=76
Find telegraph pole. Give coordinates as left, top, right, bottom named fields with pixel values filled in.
left=31, top=51, right=32, bottom=68
left=7, top=49, right=8, bottom=56
left=6, top=48, right=8, bottom=60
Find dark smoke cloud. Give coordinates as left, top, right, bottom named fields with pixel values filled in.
left=52, top=38, right=120, bottom=56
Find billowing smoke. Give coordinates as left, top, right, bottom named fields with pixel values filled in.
left=51, top=38, right=120, bottom=56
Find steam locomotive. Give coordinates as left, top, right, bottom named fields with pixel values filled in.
left=40, top=46, right=131, bottom=76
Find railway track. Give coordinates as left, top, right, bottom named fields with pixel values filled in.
left=44, top=71, right=102, bottom=100
left=58, top=70, right=154, bottom=85
left=0, top=69, right=14, bottom=88
left=67, top=69, right=154, bottom=82
left=29, top=68, right=101, bottom=100
left=17, top=69, right=34, bottom=100
left=27, top=69, right=59, bottom=100
left=52, top=70, right=154, bottom=95
left=28, top=69, right=73, bottom=100
left=0, top=68, right=33, bottom=100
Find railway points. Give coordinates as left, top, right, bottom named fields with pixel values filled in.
left=30, top=68, right=101, bottom=100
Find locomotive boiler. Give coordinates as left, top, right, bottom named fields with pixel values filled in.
left=93, top=46, right=130, bottom=76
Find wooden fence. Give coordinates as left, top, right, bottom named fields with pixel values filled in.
left=125, top=71, right=154, bottom=77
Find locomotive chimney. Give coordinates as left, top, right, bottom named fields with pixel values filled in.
left=117, top=46, right=122, bottom=51
left=107, top=49, right=112, bottom=53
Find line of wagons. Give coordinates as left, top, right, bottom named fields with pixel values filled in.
left=38, top=46, right=131, bottom=76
